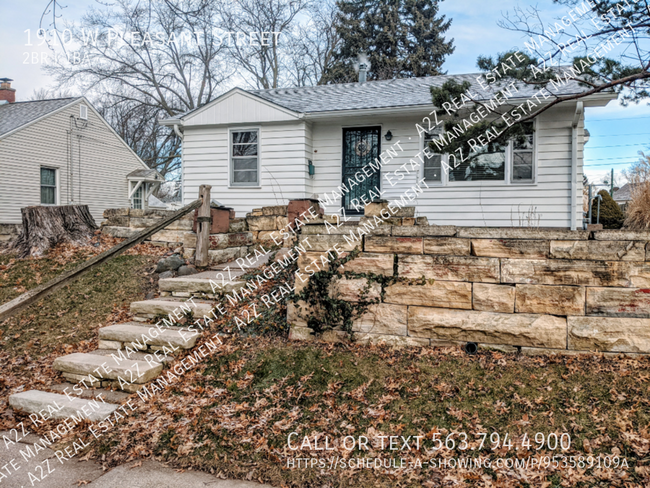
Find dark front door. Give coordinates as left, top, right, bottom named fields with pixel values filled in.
left=342, top=127, right=381, bottom=214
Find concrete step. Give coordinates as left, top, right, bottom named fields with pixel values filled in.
left=130, top=297, right=214, bottom=320
left=9, top=390, right=119, bottom=422
left=98, top=322, right=199, bottom=350
left=89, top=348, right=173, bottom=364
left=159, top=270, right=246, bottom=297
left=53, top=352, right=162, bottom=386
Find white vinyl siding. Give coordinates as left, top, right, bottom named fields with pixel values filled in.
left=0, top=100, right=146, bottom=225
left=182, top=121, right=310, bottom=213
left=310, top=104, right=583, bottom=228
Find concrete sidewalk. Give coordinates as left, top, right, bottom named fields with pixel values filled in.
left=0, top=431, right=272, bottom=487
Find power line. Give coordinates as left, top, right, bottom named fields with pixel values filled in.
left=589, top=132, right=650, bottom=137
left=585, top=161, right=638, bottom=167
left=587, top=116, right=650, bottom=122
left=586, top=143, right=647, bottom=149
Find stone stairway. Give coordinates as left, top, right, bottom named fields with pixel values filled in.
left=8, top=249, right=273, bottom=424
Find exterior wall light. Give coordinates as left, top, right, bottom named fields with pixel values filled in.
left=385, top=130, right=393, bottom=141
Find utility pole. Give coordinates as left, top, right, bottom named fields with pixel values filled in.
left=610, top=168, right=614, bottom=195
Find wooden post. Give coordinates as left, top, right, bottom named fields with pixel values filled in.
left=195, top=185, right=211, bottom=268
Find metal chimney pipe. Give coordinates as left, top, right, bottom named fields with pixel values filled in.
left=358, top=63, right=367, bottom=83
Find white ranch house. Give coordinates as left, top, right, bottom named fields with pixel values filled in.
left=161, top=73, right=615, bottom=229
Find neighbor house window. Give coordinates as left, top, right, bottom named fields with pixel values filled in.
left=131, top=185, right=143, bottom=210
left=231, top=129, right=259, bottom=186
left=423, top=130, right=442, bottom=183
left=511, top=122, right=534, bottom=182
left=40, top=167, right=57, bottom=204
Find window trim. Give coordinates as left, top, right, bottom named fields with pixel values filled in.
left=229, top=127, right=261, bottom=188
left=40, top=166, right=58, bottom=206
left=420, top=119, right=537, bottom=187
left=130, top=182, right=144, bottom=210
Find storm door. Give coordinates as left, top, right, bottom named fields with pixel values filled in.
left=341, top=127, right=381, bottom=214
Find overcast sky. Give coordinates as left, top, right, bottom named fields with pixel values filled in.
left=1, top=0, right=648, bottom=186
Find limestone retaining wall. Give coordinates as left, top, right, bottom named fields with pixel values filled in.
left=289, top=224, right=650, bottom=354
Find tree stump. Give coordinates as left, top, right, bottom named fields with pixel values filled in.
left=9, top=205, right=98, bottom=258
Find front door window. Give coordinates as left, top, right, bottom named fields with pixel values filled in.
left=342, top=127, right=381, bottom=214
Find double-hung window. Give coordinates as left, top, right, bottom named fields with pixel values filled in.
left=435, top=120, right=535, bottom=183
left=231, top=129, right=259, bottom=186
left=40, top=167, right=57, bottom=205
left=511, top=122, right=534, bottom=182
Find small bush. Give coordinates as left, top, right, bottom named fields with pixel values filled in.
left=591, top=189, right=624, bottom=229
left=624, top=181, right=650, bottom=230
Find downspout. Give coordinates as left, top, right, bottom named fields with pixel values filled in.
left=173, top=123, right=185, bottom=205
left=571, top=101, right=583, bottom=231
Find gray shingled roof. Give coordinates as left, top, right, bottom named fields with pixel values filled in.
left=248, top=72, right=592, bottom=114
left=0, top=98, right=80, bottom=137
left=613, top=183, right=640, bottom=202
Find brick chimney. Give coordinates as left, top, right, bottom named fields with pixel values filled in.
left=0, top=78, right=16, bottom=103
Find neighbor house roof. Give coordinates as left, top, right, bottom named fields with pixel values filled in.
left=0, top=98, right=81, bottom=137
left=612, top=183, right=640, bottom=203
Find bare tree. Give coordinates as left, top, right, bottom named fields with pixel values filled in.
left=42, top=0, right=232, bottom=177
left=218, top=0, right=311, bottom=89
left=285, top=1, right=340, bottom=87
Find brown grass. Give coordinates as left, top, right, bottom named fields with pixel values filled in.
left=624, top=180, right=650, bottom=230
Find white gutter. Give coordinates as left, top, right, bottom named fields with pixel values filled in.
left=571, top=101, right=583, bottom=231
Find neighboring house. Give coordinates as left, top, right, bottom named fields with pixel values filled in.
left=161, top=72, right=616, bottom=229
left=613, top=183, right=639, bottom=209
left=0, top=79, right=163, bottom=239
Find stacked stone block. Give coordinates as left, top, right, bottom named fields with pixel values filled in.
left=289, top=224, right=650, bottom=354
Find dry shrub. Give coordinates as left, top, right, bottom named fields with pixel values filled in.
left=624, top=181, right=650, bottom=230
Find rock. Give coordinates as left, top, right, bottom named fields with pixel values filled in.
left=53, top=353, right=162, bottom=383
left=208, top=247, right=248, bottom=265
left=384, top=281, right=472, bottom=309
left=365, top=236, right=422, bottom=254
left=352, top=304, right=408, bottom=335
left=593, top=229, right=650, bottom=241
left=299, top=234, right=361, bottom=252
left=98, top=339, right=122, bottom=349
left=257, top=231, right=283, bottom=243
left=515, top=284, right=585, bottom=315
left=568, top=316, right=650, bottom=352
left=159, top=270, right=175, bottom=279
left=501, top=258, right=650, bottom=287
left=262, top=205, right=288, bottom=216
left=329, top=278, right=381, bottom=301
left=392, top=225, right=457, bottom=237
left=354, top=333, right=429, bottom=347
left=103, top=208, right=129, bottom=219
left=289, top=326, right=314, bottom=341
left=457, top=228, right=589, bottom=240
left=399, top=255, right=500, bottom=282
left=155, top=254, right=185, bottom=273
left=150, top=230, right=192, bottom=244
left=229, top=218, right=248, bottom=233
left=416, top=216, right=429, bottom=225
left=364, top=201, right=390, bottom=217
left=472, top=283, right=515, bottom=313
left=165, top=219, right=194, bottom=231
left=130, top=298, right=214, bottom=319
left=173, top=247, right=183, bottom=254
left=9, top=391, right=118, bottom=422
left=391, top=206, right=415, bottom=217
left=408, top=307, right=567, bottom=349
left=102, top=226, right=140, bottom=238
left=247, top=215, right=277, bottom=231
left=423, top=238, right=470, bottom=256
left=586, top=287, right=650, bottom=317
left=342, top=252, right=394, bottom=276
left=471, top=239, right=549, bottom=259
left=550, top=240, right=646, bottom=261
left=99, top=322, right=199, bottom=349
left=129, top=217, right=160, bottom=229
left=177, top=265, right=198, bottom=276
left=402, top=218, right=416, bottom=226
